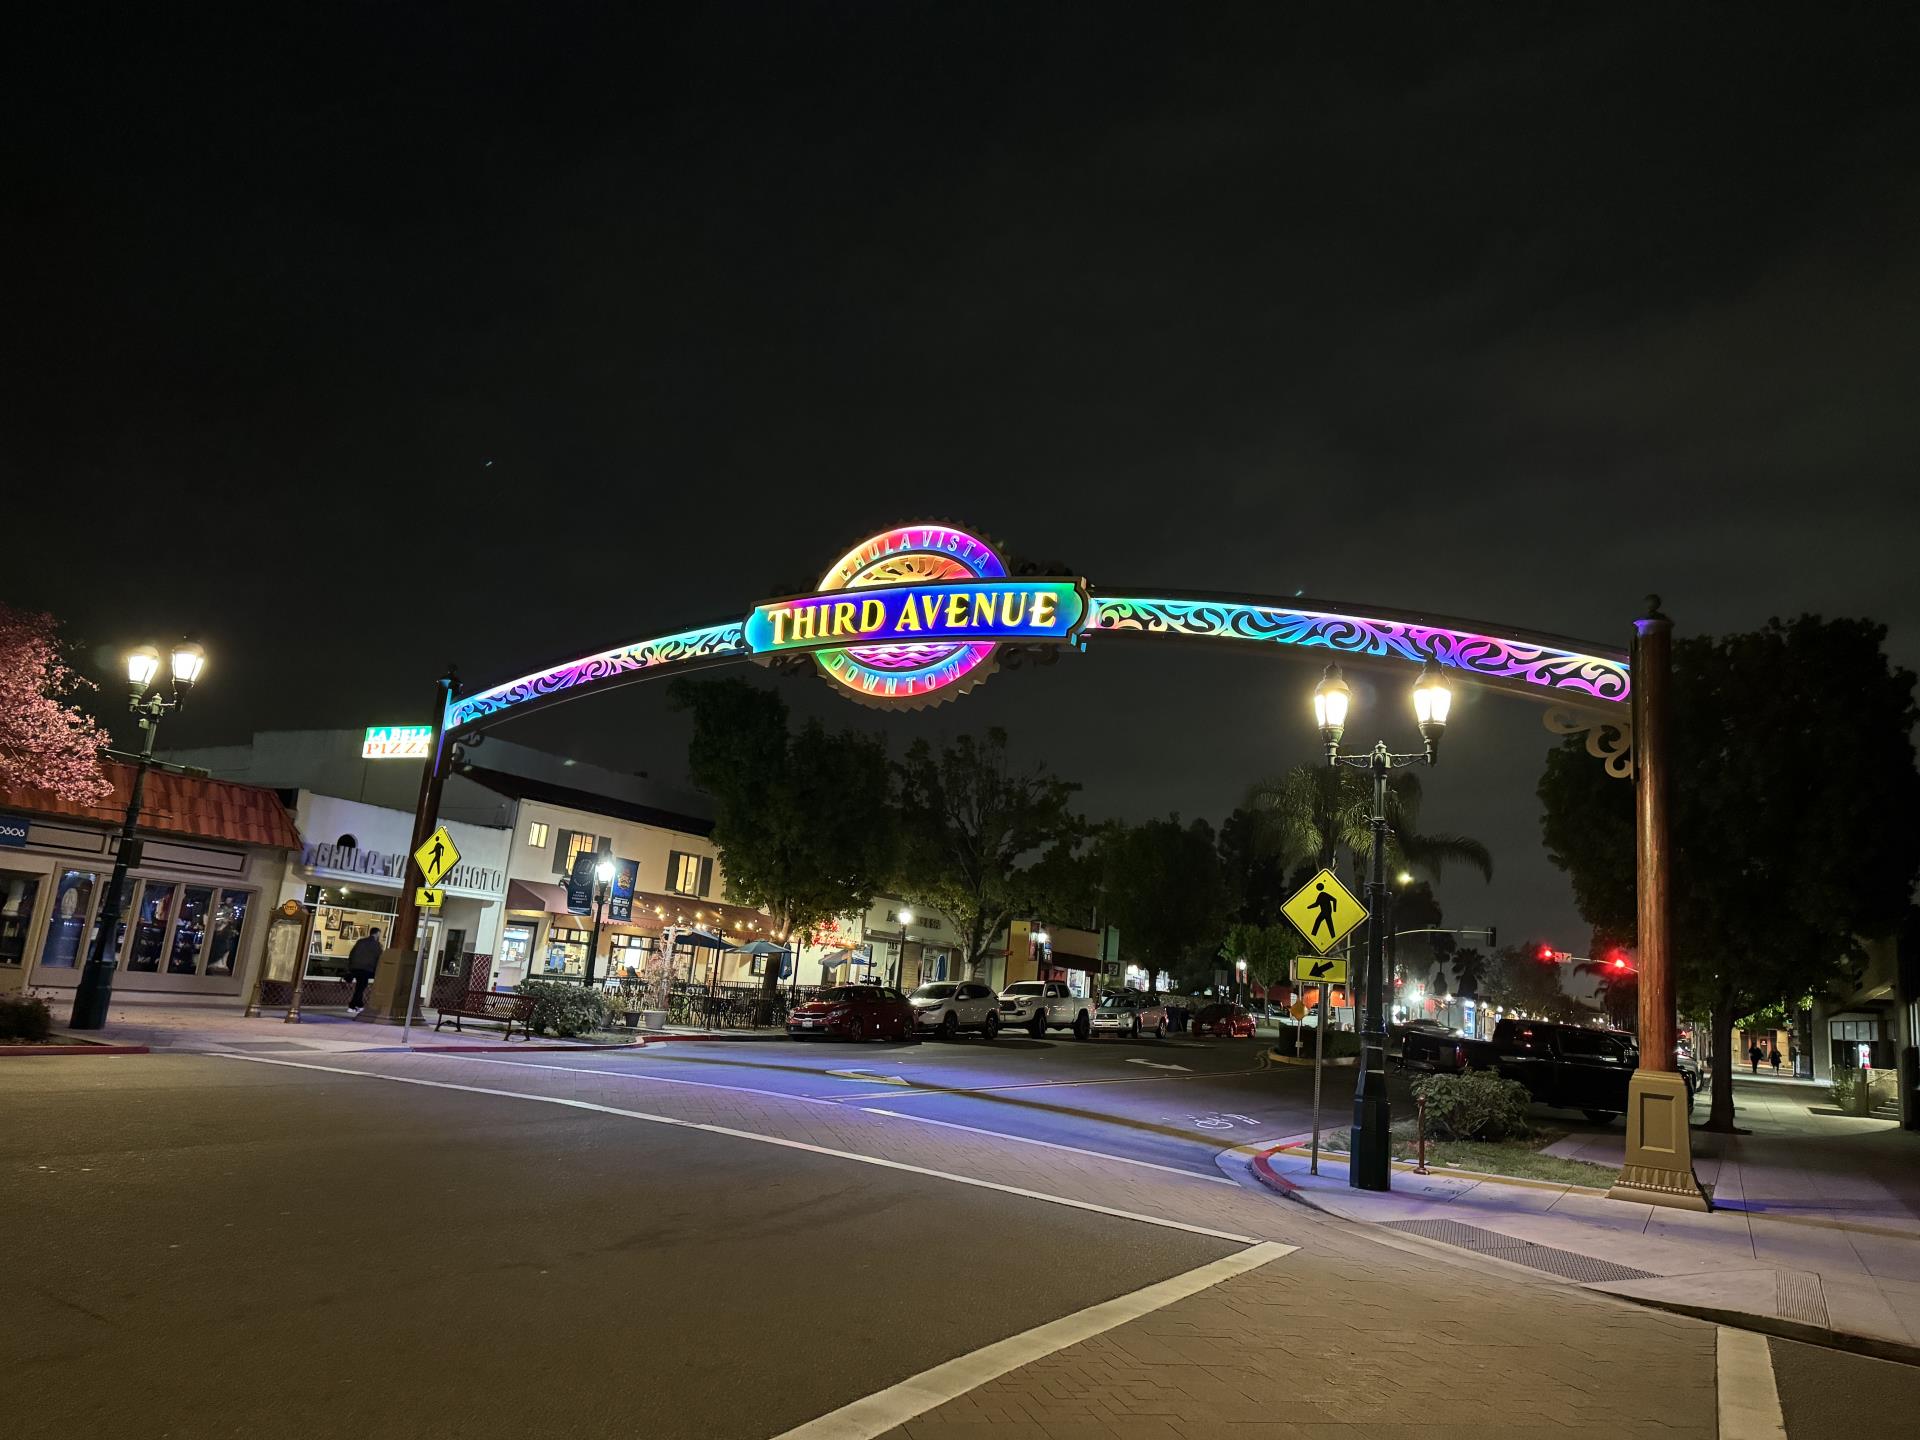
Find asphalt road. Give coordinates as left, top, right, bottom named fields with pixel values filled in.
left=8, top=1034, right=1916, bottom=1439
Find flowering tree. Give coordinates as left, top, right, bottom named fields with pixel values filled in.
left=0, top=604, right=110, bottom=803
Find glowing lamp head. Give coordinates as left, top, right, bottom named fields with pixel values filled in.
left=169, top=640, right=207, bottom=688
left=1412, top=659, right=1452, bottom=758
left=1312, top=663, right=1351, bottom=759
left=1032, top=928, right=1050, bottom=946
left=594, top=856, right=616, bottom=885
left=126, top=644, right=162, bottom=692
left=896, top=907, right=914, bottom=924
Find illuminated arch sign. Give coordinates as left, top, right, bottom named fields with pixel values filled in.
left=442, top=521, right=1630, bottom=732
left=743, top=525, right=1088, bottom=706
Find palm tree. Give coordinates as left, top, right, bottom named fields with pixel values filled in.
left=1574, top=957, right=1637, bottom=1029
left=1246, top=763, right=1494, bottom=883
left=1449, top=946, right=1489, bottom=997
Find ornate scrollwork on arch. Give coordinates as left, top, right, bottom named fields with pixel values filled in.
left=1542, top=707, right=1634, bottom=780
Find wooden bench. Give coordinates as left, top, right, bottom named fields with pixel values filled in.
left=434, top=988, right=534, bottom=1040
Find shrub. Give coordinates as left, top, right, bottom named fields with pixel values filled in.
left=1829, top=1067, right=1866, bottom=1112
left=0, top=994, right=54, bottom=1042
left=1411, top=1069, right=1533, bottom=1141
left=1272, top=1024, right=1362, bottom=1058
left=517, top=979, right=614, bottom=1038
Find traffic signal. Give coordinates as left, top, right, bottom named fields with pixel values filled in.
left=1536, top=943, right=1555, bottom=963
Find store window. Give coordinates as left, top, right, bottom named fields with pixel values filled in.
left=0, top=871, right=44, bottom=966
left=608, top=932, right=654, bottom=978
left=122, top=882, right=177, bottom=973
left=527, top=821, right=549, bottom=849
left=205, top=891, right=249, bottom=976
left=39, top=869, right=97, bottom=968
left=542, top=926, right=590, bottom=977
left=304, top=887, right=398, bottom=977
left=164, top=886, right=215, bottom=973
left=667, top=850, right=712, bottom=897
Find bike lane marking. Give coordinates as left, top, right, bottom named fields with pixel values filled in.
left=209, top=1053, right=1261, bottom=1243
left=770, top=1240, right=1296, bottom=1440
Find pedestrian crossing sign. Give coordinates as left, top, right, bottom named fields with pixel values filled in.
left=414, top=825, right=462, bottom=889
left=1281, top=867, right=1367, bottom=954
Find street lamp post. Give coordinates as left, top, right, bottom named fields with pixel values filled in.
left=1235, top=957, right=1248, bottom=1008
left=1313, top=659, right=1452, bottom=1192
left=70, top=641, right=207, bottom=1030
left=585, top=854, right=616, bottom=987
left=892, top=907, right=914, bottom=988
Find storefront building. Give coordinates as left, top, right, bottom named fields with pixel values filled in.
left=471, top=766, right=773, bottom=990
left=0, top=763, right=299, bottom=1001
left=278, top=792, right=510, bottom=1001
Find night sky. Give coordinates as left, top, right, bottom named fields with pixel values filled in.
left=11, top=5, right=1918, bottom=951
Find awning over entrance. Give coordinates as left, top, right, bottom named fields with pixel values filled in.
left=506, top=879, right=571, bottom=914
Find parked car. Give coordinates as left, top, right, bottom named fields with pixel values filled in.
left=1388, top=1019, right=1453, bottom=1066
left=786, top=984, right=916, bottom=1042
left=1092, top=990, right=1170, bottom=1039
left=1191, top=1003, right=1256, bottom=1038
left=910, top=980, right=1001, bottom=1039
left=997, top=979, right=1094, bottom=1039
left=1402, top=1017, right=1638, bottom=1123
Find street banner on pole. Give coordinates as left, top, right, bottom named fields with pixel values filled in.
left=609, top=857, right=637, bottom=922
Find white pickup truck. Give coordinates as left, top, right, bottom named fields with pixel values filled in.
left=997, top=980, right=1093, bottom=1040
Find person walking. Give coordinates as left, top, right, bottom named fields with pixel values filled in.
left=1769, top=1045, right=1782, bottom=1076
left=345, top=928, right=383, bottom=1013
left=1748, top=1041, right=1763, bottom=1075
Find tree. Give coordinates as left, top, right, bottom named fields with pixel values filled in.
left=1448, top=947, right=1489, bottom=997
left=894, top=729, right=1084, bottom=979
left=1480, top=942, right=1579, bottom=1020
left=671, top=677, right=895, bottom=1024
left=0, top=604, right=109, bottom=804
left=1539, top=615, right=1920, bottom=1130
left=1247, top=764, right=1493, bottom=883
left=1098, top=816, right=1228, bottom=991
left=1222, top=920, right=1302, bottom=998
left=1217, top=805, right=1289, bottom=928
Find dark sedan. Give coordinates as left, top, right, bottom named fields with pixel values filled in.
left=786, top=984, right=916, bottom=1042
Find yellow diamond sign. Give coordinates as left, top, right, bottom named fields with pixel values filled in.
left=413, top=825, right=461, bottom=889
left=1281, top=867, right=1368, bottom=954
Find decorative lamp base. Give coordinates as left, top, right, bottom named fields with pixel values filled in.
left=1606, top=1069, right=1710, bottom=1212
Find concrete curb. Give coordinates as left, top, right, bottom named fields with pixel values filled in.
left=0, top=1042, right=151, bottom=1058
left=411, top=1041, right=645, bottom=1053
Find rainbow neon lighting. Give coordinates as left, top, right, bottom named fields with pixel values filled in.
left=444, top=621, right=749, bottom=731
left=1088, top=597, right=1630, bottom=703
left=772, top=524, right=1085, bottom=707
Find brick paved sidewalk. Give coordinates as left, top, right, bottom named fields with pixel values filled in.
left=1256, top=1073, right=1920, bottom=1360
left=875, top=1237, right=1714, bottom=1440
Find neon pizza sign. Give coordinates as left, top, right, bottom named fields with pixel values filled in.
left=743, top=524, right=1089, bottom=707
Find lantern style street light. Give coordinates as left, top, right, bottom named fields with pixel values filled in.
left=1311, top=657, right=1454, bottom=1192
left=584, top=853, right=617, bottom=986
left=70, top=640, right=208, bottom=1029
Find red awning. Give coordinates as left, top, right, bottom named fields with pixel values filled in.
left=506, top=879, right=572, bottom=913
left=0, top=760, right=300, bottom=850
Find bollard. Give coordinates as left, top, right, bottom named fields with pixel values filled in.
left=1413, top=1092, right=1430, bottom=1175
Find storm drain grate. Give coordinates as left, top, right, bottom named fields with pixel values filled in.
left=1384, top=1219, right=1656, bottom=1284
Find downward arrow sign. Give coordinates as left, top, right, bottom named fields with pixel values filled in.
left=1125, top=1058, right=1191, bottom=1071
left=1310, top=959, right=1335, bottom=978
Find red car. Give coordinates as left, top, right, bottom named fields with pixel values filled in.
left=786, top=984, right=916, bottom=1042
left=1192, top=1002, right=1256, bottom=1038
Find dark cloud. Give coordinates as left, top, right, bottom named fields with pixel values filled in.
left=9, top=4, right=1917, bottom=950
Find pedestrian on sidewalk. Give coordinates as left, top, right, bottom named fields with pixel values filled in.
left=1769, top=1045, right=1782, bottom=1076
left=1748, top=1042, right=1763, bottom=1075
left=346, top=929, right=383, bottom=1013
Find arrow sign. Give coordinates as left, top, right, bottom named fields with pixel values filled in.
left=1310, top=959, right=1336, bottom=979
left=1125, top=1058, right=1191, bottom=1071
left=826, top=1069, right=911, bottom=1086
left=1292, top=951, right=1350, bottom=985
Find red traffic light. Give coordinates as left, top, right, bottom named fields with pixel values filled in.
left=1536, top=944, right=1555, bottom=963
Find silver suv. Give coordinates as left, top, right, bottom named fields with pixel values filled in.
left=910, top=981, right=1001, bottom=1040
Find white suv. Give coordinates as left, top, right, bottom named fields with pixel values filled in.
left=997, top=980, right=1093, bottom=1040
left=910, top=981, right=1001, bottom=1040
left=1092, top=991, right=1169, bottom=1039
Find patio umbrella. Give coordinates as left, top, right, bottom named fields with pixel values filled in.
left=726, top=939, right=790, bottom=956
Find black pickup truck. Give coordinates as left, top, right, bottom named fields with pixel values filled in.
left=1400, top=1018, right=1639, bottom=1123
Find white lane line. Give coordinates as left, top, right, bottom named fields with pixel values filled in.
left=1716, top=1327, right=1786, bottom=1440
left=844, top=1067, right=1268, bottom=1099
left=210, top=1053, right=1259, bottom=1244
left=459, top=1055, right=846, bottom=1108
left=860, top=1108, right=1239, bottom=1186
left=463, top=1057, right=1237, bottom=1188
left=771, top=1240, right=1295, bottom=1440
